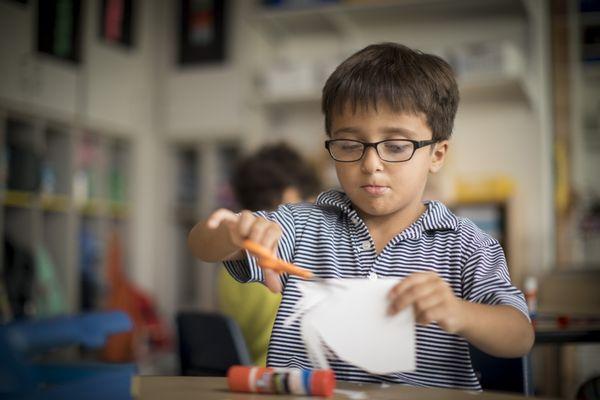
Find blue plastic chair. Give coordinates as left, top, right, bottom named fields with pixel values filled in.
left=469, top=344, right=533, bottom=395
left=0, top=311, right=136, bottom=400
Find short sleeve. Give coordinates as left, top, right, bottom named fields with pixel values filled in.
left=223, top=204, right=296, bottom=289
left=462, top=242, right=530, bottom=320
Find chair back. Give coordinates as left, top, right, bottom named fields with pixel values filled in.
left=469, top=344, right=533, bottom=395
left=176, top=312, right=251, bottom=376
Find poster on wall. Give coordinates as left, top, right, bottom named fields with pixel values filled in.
left=178, top=0, right=227, bottom=65
left=37, top=0, right=82, bottom=63
left=99, top=0, right=135, bottom=48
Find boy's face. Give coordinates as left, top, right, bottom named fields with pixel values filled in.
left=329, top=103, right=448, bottom=221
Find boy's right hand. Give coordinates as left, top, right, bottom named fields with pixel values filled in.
left=207, top=209, right=283, bottom=293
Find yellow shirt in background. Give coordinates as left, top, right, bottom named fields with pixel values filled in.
left=217, top=266, right=281, bottom=366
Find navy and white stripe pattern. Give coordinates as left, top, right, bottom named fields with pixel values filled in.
left=224, top=190, right=529, bottom=390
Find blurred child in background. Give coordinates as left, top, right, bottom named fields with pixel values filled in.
left=218, top=142, right=321, bottom=366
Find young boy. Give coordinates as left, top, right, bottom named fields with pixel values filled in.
left=218, top=143, right=321, bottom=367
left=188, top=43, right=534, bottom=390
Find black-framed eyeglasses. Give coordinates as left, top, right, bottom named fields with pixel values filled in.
left=324, top=139, right=438, bottom=163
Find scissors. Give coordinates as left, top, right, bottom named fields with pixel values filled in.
left=242, top=239, right=314, bottom=280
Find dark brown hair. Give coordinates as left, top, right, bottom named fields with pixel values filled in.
left=231, top=143, right=321, bottom=211
left=322, top=42, right=459, bottom=141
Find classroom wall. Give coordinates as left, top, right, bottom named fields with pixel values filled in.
left=454, top=101, right=546, bottom=284
left=161, top=0, right=252, bottom=139
left=83, top=1, right=154, bottom=135
left=0, top=2, right=80, bottom=117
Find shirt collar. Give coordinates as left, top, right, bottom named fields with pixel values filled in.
left=420, top=200, right=459, bottom=233
left=315, top=189, right=355, bottom=215
left=315, top=190, right=458, bottom=237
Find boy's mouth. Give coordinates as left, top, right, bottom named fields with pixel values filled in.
left=361, top=185, right=389, bottom=195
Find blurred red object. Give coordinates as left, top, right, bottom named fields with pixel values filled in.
left=557, top=315, right=570, bottom=329
left=102, top=231, right=171, bottom=362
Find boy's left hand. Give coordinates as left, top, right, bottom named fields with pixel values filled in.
left=387, top=271, right=466, bottom=334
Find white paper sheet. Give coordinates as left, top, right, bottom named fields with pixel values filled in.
left=298, top=279, right=415, bottom=375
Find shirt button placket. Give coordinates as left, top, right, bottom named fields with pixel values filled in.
left=351, top=217, right=374, bottom=277
left=359, top=240, right=376, bottom=279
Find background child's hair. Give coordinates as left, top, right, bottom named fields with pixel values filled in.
left=322, top=42, right=459, bottom=141
left=231, top=142, right=321, bottom=211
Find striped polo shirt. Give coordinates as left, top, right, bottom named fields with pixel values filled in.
left=224, top=189, right=529, bottom=390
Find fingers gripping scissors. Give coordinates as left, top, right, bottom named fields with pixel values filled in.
left=241, top=240, right=345, bottom=289
left=242, top=239, right=314, bottom=279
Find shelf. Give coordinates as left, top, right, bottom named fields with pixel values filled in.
left=1, top=108, right=134, bottom=319
left=257, top=74, right=528, bottom=108
left=253, top=0, right=526, bottom=39
left=44, top=126, right=73, bottom=196
left=458, top=74, right=528, bottom=102
left=109, top=201, right=129, bottom=219
left=75, top=199, right=131, bottom=219
left=168, top=141, right=242, bottom=311
left=78, top=199, right=108, bottom=217
left=2, top=192, right=129, bottom=216
left=41, top=194, right=71, bottom=213
left=3, top=190, right=36, bottom=208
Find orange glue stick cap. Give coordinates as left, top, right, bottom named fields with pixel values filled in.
left=311, top=369, right=336, bottom=397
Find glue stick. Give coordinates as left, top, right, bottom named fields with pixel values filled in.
left=227, top=365, right=335, bottom=397
left=524, top=276, right=538, bottom=321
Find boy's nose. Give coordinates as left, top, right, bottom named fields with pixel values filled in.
left=360, top=146, right=384, bottom=173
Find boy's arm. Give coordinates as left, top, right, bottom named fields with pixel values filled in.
left=187, top=208, right=284, bottom=293
left=388, top=272, right=534, bottom=357
left=187, top=209, right=243, bottom=262
left=457, top=301, right=534, bottom=357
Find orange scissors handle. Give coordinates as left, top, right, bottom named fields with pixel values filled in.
left=242, top=239, right=314, bottom=280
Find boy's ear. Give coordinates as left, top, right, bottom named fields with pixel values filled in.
left=429, top=140, right=449, bottom=173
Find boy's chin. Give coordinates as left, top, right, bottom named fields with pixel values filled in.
left=352, top=200, right=398, bottom=219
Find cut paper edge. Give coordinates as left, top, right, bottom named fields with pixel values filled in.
left=299, top=279, right=416, bottom=375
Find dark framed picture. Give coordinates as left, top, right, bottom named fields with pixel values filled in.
left=178, top=0, right=227, bottom=65
left=99, top=0, right=135, bottom=48
left=37, top=0, right=82, bottom=64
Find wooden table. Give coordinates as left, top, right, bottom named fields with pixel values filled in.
left=132, top=376, right=548, bottom=400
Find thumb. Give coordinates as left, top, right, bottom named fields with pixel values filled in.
left=264, top=269, right=283, bottom=294
left=263, top=239, right=283, bottom=293
left=207, top=208, right=239, bottom=229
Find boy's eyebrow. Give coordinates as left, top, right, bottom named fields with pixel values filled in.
left=332, top=126, right=420, bottom=139
left=332, top=127, right=362, bottom=137
left=380, top=126, right=420, bottom=138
